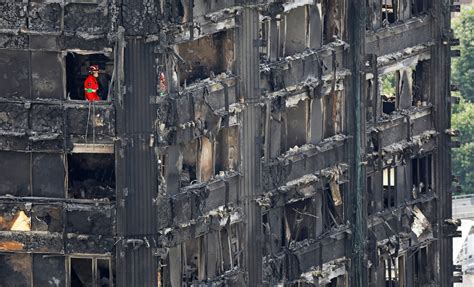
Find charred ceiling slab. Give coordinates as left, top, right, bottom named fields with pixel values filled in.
left=377, top=130, right=437, bottom=162
left=0, top=231, right=63, bottom=253
left=162, top=208, right=242, bottom=248
left=365, top=15, right=432, bottom=56
left=257, top=164, right=348, bottom=210
left=369, top=106, right=434, bottom=148
left=192, top=0, right=237, bottom=20
left=263, top=135, right=347, bottom=191
left=292, top=234, right=346, bottom=273
left=30, top=104, right=64, bottom=133
left=0, top=33, right=28, bottom=49
left=0, top=101, right=115, bottom=150
left=260, top=41, right=345, bottom=93
left=169, top=14, right=237, bottom=44
left=0, top=132, right=28, bottom=151
left=65, top=203, right=115, bottom=235
left=65, top=233, right=115, bottom=254
left=65, top=103, right=115, bottom=142
left=263, top=229, right=348, bottom=283
left=64, top=2, right=110, bottom=36
left=170, top=173, right=239, bottom=226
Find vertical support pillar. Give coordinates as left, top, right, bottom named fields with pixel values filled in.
left=237, top=5, right=263, bottom=286
left=432, top=0, right=453, bottom=286
left=348, top=0, right=367, bottom=286
left=116, top=36, right=158, bottom=287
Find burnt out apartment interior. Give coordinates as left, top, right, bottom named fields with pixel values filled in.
left=0, top=0, right=461, bottom=286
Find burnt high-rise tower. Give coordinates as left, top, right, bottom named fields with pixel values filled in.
left=0, top=0, right=459, bottom=286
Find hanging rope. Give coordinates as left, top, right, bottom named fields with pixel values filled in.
left=85, top=101, right=92, bottom=143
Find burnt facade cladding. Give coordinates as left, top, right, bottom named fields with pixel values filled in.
left=0, top=0, right=460, bottom=286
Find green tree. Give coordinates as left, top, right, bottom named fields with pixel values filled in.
left=452, top=7, right=474, bottom=194
left=452, top=98, right=474, bottom=194
left=452, top=7, right=474, bottom=102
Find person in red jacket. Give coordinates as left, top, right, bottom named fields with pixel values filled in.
left=84, top=65, right=100, bottom=101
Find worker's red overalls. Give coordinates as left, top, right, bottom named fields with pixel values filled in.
left=84, top=75, right=100, bottom=101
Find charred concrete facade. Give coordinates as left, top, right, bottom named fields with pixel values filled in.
left=0, top=0, right=459, bottom=286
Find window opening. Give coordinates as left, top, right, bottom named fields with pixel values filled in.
left=412, top=0, right=430, bottom=16
left=323, top=184, right=344, bottom=229
left=323, top=0, right=339, bottom=44
left=66, top=52, right=113, bottom=101
left=283, top=199, right=318, bottom=244
left=260, top=20, right=269, bottom=60
left=414, top=247, right=428, bottom=285
left=70, top=256, right=114, bottom=287
left=384, top=257, right=398, bottom=286
left=284, top=6, right=308, bottom=56
left=67, top=153, right=115, bottom=199
left=367, top=176, right=375, bottom=216
left=169, top=226, right=240, bottom=286
left=176, top=30, right=234, bottom=87
left=282, top=99, right=309, bottom=151
left=383, top=167, right=396, bottom=208
left=181, top=140, right=198, bottom=187
left=70, top=258, right=93, bottom=287
left=215, top=126, right=239, bottom=174
left=411, top=155, right=432, bottom=197
left=380, top=72, right=397, bottom=115
left=382, top=0, right=397, bottom=26
left=412, top=60, right=430, bottom=107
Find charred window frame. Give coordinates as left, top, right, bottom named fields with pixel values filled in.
left=65, top=52, right=114, bottom=101
left=261, top=4, right=322, bottom=60
left=68, top=256, right=114, bottom=287
left=323, top=91, right=344, bottom=138
left=384, top=257, right=398, bottom=286
left=379, top=60, right=430, bottom=115
left=412, top=60, right=431, bottom=107
left=0, top=151, right=66, bottom=198
left=411, top=154, right=432, bottom=197
left=381, top=0, right=398, bottom=26
left=166, top=224, right=241, bottom=286
left=411, top=0, right=431, bottom=16
left=383, top=167, right=396, bottom=209
left=367, top=176, right=375, bottom=216
left=380, top=71, right=398, bottom=115
left=281, top=98, right=310, bottom=151
left=323, top=0, right=340, bottom=44
left=323, top=183, right=344, bottom=229
left=282, top=198, right=322, bottom=245
left=260, top=4, right=324, bottom=61
left=176, top=29, right=235, bottom=88
left=281, top=6, right=310, bottom=56
left=215, top=126, right=239, bottom=174
left=413, top=246, right=430, bottom=285
left=178, top=126, right=239, bottom=188
left=398, top=255, right=406, bottom=287
left=180, top=140, right=199, bottom=187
